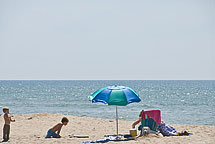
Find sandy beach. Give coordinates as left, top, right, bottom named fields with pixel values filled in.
left=0, top=113, right=214, bottom=144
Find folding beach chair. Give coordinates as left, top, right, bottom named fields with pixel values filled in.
left=139, top=109, right=161, bottom=136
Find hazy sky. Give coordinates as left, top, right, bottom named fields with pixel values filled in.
left=0, top=0, right=214, bottom=80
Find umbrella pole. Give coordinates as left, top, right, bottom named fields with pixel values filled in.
left=116, top=106, right=118, bottom=138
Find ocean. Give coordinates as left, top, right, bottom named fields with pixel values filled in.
left=0, top=80, right=214, bottom=126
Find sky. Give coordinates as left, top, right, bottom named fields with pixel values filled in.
left=0, top=0, right=214, bottom=80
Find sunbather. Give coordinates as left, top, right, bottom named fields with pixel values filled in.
left=132, top=111, right=143, bottom=129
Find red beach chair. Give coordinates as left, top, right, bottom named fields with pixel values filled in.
left=140, top=109, right=161, bottom=135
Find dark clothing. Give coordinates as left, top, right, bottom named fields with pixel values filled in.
left=45, top=129, right=58, bottom=138
left=3, top=124, right=10, bottom=141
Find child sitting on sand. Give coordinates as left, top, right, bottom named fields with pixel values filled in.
left=45, top=117, right=69, bottom=138
left=2, top=107, right=15, bottom=142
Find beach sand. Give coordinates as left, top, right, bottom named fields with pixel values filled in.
left=0, top=113, right=214, bottom=144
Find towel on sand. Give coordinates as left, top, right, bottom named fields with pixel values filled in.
left=83, top=136, right=124, bottom=143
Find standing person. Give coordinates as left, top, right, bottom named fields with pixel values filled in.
left=2, top=107, right=15, bottom=142
left=45, top=117, right=69, bottom=138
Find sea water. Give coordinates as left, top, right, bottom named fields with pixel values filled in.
left=0, top=80, right=214, bottom=125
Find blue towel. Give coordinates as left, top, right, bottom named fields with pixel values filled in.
left=83, top=136, right=123, bottom=143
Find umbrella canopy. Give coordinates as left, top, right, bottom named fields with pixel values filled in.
left=89, top=85, right=141, bottom=137
left=89, top=85, right=141, bottom=106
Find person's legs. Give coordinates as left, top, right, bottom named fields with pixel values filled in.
left=52, top=131, right=59, bottom=138
left=45, top=130, right=52, bottom=138
left=7, top=125, right=10, bottom=140
left=3, top=124, right=9, bottom=142
left=45, top=130, right=58, bottom=138
left=3, top=124, right=6, bottom=140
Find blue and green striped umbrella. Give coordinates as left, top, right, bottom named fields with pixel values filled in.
left=89, top=85, right=141, bottom=137
left=89, top=85, right=141, bottom=106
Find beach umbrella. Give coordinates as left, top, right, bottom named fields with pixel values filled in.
left=89, top=85, right=141, bottom=137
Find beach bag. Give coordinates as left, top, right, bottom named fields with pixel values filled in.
left=158, top=122, right=177, bottom=136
